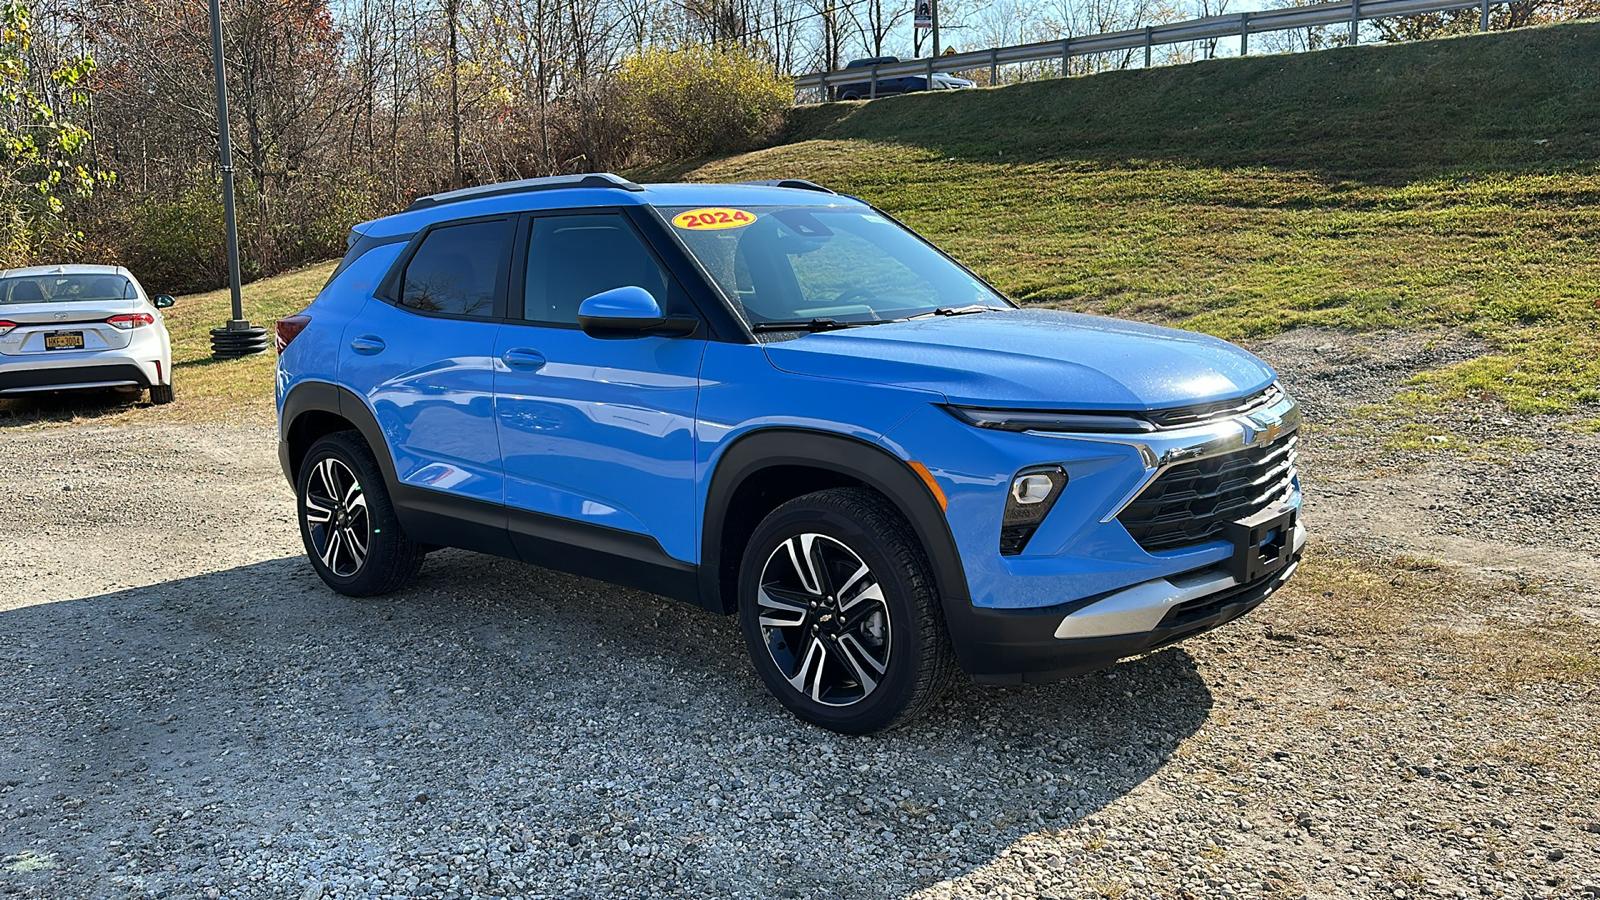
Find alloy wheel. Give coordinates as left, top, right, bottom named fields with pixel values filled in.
left=756, top=533, right=892, bottom=707
left=302, top=457, right=371, bottom=578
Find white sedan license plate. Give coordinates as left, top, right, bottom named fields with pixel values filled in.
left=44, top=331, right=85, bottom=350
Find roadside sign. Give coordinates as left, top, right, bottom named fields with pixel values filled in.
left=915, top=0, right=932, bottom=29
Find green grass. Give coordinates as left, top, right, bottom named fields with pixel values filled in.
left=652, top=22, right=1600, bottom=425
left=0, top=261, right=332, bottom=427
left=157, top=262, right=336, bottom=421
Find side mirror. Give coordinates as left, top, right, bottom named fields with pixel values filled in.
left=576, top=286, right=697, bottom=338
left=153, top=294, right=176, bottom=309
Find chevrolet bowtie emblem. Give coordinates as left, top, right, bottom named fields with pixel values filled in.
left=1241, top=410, right=1284, bottom=445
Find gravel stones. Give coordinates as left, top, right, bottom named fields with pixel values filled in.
left=2, top=363, right=1597, bottom=897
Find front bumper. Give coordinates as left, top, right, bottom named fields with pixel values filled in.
left=945, top=522, right=1305, bottom=684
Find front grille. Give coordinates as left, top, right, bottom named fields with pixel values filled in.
left=1117, top=433, right=1298, bottom=553
left=1158, top=555, right=1297, bottom=630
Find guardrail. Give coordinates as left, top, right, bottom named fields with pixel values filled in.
left=794, top=0, right=1503, bottom=101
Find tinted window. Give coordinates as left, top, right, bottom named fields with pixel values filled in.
left=399, top=219, right=507, bottom=317
left=0, top=274, right=133, bottom=304
left=521, top=213, right=670, bottom=325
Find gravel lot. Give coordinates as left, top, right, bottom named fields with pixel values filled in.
left=2, top=332, right=1597, bottom=899
left=1256, top=328, right=1600, bottom=598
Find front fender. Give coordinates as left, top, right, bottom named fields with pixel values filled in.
left=699, top=427, right=969, bottom=614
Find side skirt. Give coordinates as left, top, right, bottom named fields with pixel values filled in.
left=392, top=484, right=706, bottom=610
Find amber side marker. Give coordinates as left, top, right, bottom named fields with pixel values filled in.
left=907, top=461, right=949, bottom=512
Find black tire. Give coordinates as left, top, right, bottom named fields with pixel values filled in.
left=149, top=383, right=174, bottom=405
left=296, top=430, right=424, bottom=596
left=839, top=91, right=860, bottom=101
left=738, top=487, right=955, bottom=734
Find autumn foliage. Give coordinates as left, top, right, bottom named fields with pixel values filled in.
left=613, top=46, right=794, bottom=163
left=0, top=0, right=112, bottom=264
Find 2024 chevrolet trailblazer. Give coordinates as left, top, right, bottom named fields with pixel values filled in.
left=275, top=174, right=1305, bottom=733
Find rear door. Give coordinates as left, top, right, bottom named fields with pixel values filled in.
left=493, top=209, right=707, bottom=567
left=342, top=216, right=512, bottom=530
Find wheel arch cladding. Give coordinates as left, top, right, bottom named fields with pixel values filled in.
left=280, top=381, right=399, bottom=489
left=701, top=428, right=970, bottom=615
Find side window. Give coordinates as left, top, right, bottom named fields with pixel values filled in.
left=521, top=213, right=671, bottom=325
left=398, top=219, right=507, bottom=317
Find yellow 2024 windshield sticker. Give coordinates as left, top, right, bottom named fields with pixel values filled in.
left=672, top=208, right=756, bottom=230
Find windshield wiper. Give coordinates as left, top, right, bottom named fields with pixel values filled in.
left=900, top=305, right=1002, bottom=321
left=749, top=318, right=874, bottom=333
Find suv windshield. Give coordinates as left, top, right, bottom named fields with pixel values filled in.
left=0, top=273, right=134, bottom=304
left=660, top=205, right=1007, bottom=328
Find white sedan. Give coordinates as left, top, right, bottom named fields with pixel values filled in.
left=0, top=264, right=175, bottom=404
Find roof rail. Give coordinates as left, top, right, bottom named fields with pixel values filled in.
left=405, top=173, right=645, bottom=212
left=738, top=179, right=837, bottom=195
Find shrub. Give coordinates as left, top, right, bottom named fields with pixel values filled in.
left=613, top=45, right=792, bottom=165
left=81, top=174, right=384, bottom=295
left=87, top=185, right=225, bottom=294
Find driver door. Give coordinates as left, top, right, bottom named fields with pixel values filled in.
left=492, top=209, right=708, bottom=570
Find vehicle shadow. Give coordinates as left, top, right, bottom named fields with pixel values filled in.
left=0, top=389, right=146, bottom=427
left=0, top=550, right=1214, bottom=898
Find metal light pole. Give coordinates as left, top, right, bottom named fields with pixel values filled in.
left=207, top=0, right=268, bottom=359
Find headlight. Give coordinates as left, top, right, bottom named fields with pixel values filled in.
left=1000, top=466, right=1067, bottom=555
left=945, top=405, right=1155, bottom=435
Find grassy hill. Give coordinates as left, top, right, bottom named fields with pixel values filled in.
left=658, top=22, right=1600, bottom=424
left=156, top=263, right=337, bottom=421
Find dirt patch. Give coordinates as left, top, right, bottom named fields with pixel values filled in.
left=1253, top=327, right=1600, bottom=600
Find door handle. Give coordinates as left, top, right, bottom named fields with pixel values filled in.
left=349, top=335, right=386, bottom=355
left=502, top=348, right=546, bottom=371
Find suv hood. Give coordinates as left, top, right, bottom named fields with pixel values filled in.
left=762, top=309, right=1276, bottom=410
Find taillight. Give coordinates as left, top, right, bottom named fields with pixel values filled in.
left=275, top=314, right=312, bottom=353
left=0, top=320, right=15, bottom=336
left=107, top=313, right=155, bottom=330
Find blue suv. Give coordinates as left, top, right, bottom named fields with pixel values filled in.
left=275, top=174, right=1304, bottom=733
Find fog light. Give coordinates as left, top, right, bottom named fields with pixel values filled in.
left=1012, top=473, right=1056, bottom=505
left=1000, top=466, right=1068, bottom=555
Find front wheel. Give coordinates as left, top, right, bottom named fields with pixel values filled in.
left=738, top=488, right=955, bottom=734
left=296, top=431, right=424, bottom=596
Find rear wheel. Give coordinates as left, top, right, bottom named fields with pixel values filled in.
left=297, top=431, right=424, bottom=596
left=149, top=383, right=174, bottom=405
left=738, top=488, right=955, bottom=734
left=840, top=90, right=860, bottom=101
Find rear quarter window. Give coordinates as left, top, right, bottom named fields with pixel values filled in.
left=395, top=219, right=510, bottom=318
